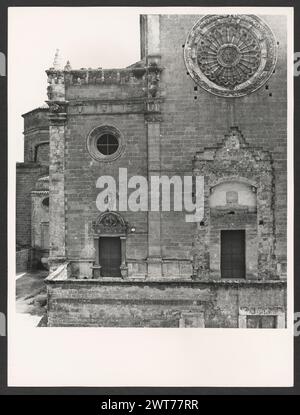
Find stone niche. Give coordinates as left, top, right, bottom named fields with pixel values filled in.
left=192, top=126, right=276, bottom=280
left=210, top=181, right=257, bottom=212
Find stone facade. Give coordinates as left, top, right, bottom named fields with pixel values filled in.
left=16, top=14, right=287, bottom=327
left=16, top=107, right=49, bottom=268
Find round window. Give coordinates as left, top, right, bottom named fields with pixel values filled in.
left=87, top=125, right=124, bottom=162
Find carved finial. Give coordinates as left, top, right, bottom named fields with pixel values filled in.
left=64, top=60, right=72, bottom=71
left=52, top=49, right=61, bottom=70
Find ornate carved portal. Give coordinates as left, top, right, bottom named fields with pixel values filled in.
left=92, top=212, right=128, bottom=278
left=192, top=127, right=276, bottom=280
left=184, top=15, right=277, bottom=97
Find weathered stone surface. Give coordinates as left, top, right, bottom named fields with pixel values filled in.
left=46, top=279, right=286, bottom=328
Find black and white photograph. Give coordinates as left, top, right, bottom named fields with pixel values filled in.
left=6, top=6, right=294, bottom=388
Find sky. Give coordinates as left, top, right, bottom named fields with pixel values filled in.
left=8, top=8, right=141, bottom=161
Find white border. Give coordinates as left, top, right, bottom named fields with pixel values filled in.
left=8, top=6, right=294, bottom=387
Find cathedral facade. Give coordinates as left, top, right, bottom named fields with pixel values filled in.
left=16, top=14, right=287, bottom=327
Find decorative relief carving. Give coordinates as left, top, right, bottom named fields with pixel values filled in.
left=193, top=126, right=276, bottom=280
left=87, top=124, right=125, bottom=162
left=224, top=127, right=243, bottom=150
left=184, top=15, right=277, bottom=97
left=226, top=190, right=238, bottom=205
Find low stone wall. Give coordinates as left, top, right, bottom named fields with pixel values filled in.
left=46, top=277, right=286, bottom=328
left=16, top=249, right=30, bottom=273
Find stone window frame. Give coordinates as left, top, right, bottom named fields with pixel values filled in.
left=193, top=127, right=275, bottom=280
left=86, top=124, right=125, bottom=162
left=238, top=307, right=286, bottom=329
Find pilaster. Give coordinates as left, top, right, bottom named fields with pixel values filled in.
left=144, top=15, right=164, bottom=279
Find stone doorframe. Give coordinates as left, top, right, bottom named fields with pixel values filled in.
left=92, top=211, right=128, bottom=279
left=192, top=126, right=276, bottom=280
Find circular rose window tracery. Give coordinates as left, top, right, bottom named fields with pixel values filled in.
left=184, top=15, right=277, bottom=97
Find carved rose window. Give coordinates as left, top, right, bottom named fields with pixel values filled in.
left=184, top=15, right=277, bottom=97
left=96, top=133, right=119, bottom=156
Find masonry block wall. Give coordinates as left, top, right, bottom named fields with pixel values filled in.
left=159, top=15, right=287, bottom=276
left=31, top=188, right=49, bottom=249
